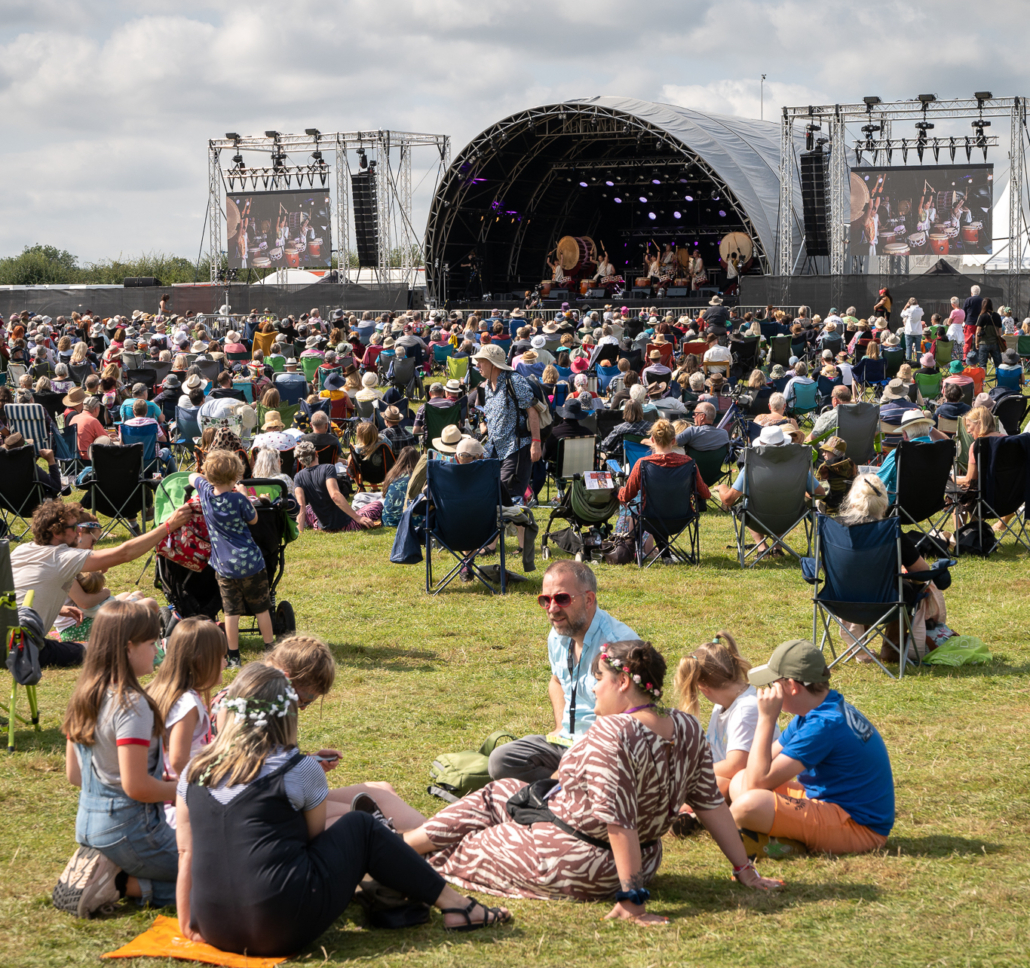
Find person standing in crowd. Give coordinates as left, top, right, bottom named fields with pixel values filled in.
left=488, top=561, right=637, bottom=783
left=900, top=298, right=924, bottom=361
left=962, top=285, right=983, bottom=359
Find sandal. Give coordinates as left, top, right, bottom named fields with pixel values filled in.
left=441, top=897, right=511, bottom=932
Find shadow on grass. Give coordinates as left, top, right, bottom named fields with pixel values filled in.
left=886, top=834, right=1002, bottom=857
left=3, top=725, right=67, bottom=755
left=329, top=642, right=441, bottom=672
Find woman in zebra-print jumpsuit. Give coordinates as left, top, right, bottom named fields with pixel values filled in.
left=404, top=641, right=783, bottom=925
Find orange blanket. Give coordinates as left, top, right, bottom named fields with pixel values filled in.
left=102, top=915, right=288, bottom=967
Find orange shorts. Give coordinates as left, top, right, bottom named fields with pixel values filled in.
left=769, top=791, right=888, bottom=855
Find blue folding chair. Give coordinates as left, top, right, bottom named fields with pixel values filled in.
left=554, top=365, right=573, bottom=383
left=551, top=384, right=569, bottom=411
left=787, top=381, right=820, bottom=424
left=425, top=458, right=506, bottom=595
left=273, top=377, right=307, bottom=405
left=596, top=365, right=620, bottom=393
left=633, top=459, right=702, bottom=567
left=173, top=406, right=202, bottom=465
left=803, top=514, right=954, bottom=678
left=4, top=404, right=50, bottom=456
left=119, top=421, right=161, bottom=474
left=623, top=438, right=649, bottom=476
left=995, top=366, right=1023, bottom=392
left=433, top=343, right=456, bottom=369
left=233, top=381, right=255, bottom=403
left=52, top=423, right=86, bottom=479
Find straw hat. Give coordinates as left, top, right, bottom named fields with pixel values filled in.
left=62, top=387, right=86, bottom=407
left=520, top=349, right=539, bottom=364
left=432, top=424, right=470, bottom=453
left=472, top=344, right=512, bottom=371
left=261, top=411, right=285, bottom=432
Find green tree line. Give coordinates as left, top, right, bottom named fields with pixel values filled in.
left=0, top=244, right=425, bottom=286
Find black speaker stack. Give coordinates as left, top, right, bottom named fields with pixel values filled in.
left=799, top=151, right=830, bottom=258
left=351, top=171, right=379, bottom=267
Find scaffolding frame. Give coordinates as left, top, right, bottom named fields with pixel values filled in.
left=207, top=129, right=449, bottom=287
left=779, top=96, right=1028, bottom=306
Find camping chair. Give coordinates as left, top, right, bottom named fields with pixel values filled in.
left=6, top=364, right=28, bottom=387
left=882, top=347, right=905, bottom=379
left=316, top=365, right=342, bottom=391
left=53, top=423, right=86, bottom=479
left=735, top=336, right=761, bottom=371
left=433, top=343, right=456, bottom=370
left=33, top=391, right=65, bottom=426
left=0, top=446, right=49, bottom=541
left=1, top=581, right=44, bottom=753
left=423, top=403, right=462, bottom=451
left=425, top=457, right=507, bottom=595
left=195, top=359, right=221, bottom=384
left=891, top=438, right=957, bottom=558
left=805, top=514, right=950, bottom=678
left=914, top=371, right=943, bottom=403
left=819, top=334, right=843, bottom=359
left=852, top=357, right=886, bottom=397
left=646, top=343, right=674, bottom=368
left=933, top=339, right=954, bottom=369
left=686, top=444, right=729, bottom=489
left=268, top=355, right=286, bottom=373
left=389, top=355, right=421, bottom=398
left=273, top=377, right=306, bottom=405
left=594, top=408, right=623, bottom=445
left=231, top=381, right=254, bottom=403
left=768, top=335, right=792, bottom=367
left=446, top=355, right=469, bottom=383
left=252, top=330, right=276, bottom=358
left=816, top=374, right=842, bottom=407
left=121, top=351, right=145, bottom=370
left=732, top=442, right=814, bottom=566
left=125, top=368, right=158, bottom=396
left=172, top=405, right=203, bottom=466
left=835, top=402, right=880, bottom=465
left=596, top=365, right=620, bottom=393
left=226, top=351, right=250, bottom=364
left=119, top=421, right=162, bottom=475
left=4, top=403, right=51, bottom=456
left=145, top=360, right=173, bottom=386
left=680, top=341, right=706, bottom=359
left=994, top=394, right=1028, bottom=435
left=281, top=341, right=296, bottom=360
left=632, top=459, right=702, bottom=567
left=786, top=382, right=820, bottom=425
left=348, top=440, right=395, bottom=491
left=300, top=356, right=321, bottom=385
left=550, top=383, right=570, bottom=412
left=549, top=436, right=596, bottom=502
left=995, top=367, right=1024, bottom=392
left=623, top=438, right=649, bottom=476
left=81, top=443, right=154, bottom=539
left=68, top=362, right=93, bottom=386
left=971, top=434, right=1030, bottom=553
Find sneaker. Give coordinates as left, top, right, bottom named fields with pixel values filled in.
left=52, top=847, right=121, bottom=918
left=669, top=812, right=701, bottom=838
left=739, top=829, right=808, bottom=861
left=226, top=652, right=242, bottom=669
left=350, top=792, right=397, bottom=834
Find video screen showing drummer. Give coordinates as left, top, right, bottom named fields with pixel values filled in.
left=849, top=167, right=993, bottom=266
left=226, top=191, right=333, bottom=271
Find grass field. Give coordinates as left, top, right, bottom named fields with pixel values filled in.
left=1, top=508, right=1028, bottom=968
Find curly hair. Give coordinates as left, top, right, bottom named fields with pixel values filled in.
left=31, top=499, right=83, bottom=546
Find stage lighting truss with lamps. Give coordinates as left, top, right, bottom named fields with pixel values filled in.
left=779, top=94, right=1028, bottom=298
left=208, top=128, right=450, bottom=286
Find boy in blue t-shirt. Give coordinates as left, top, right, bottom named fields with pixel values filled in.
left=190, top=451, right=274, bottom=666
left=728, top=639, right=894, bottom=858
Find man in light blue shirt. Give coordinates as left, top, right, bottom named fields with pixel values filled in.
left=876, top=409, right=944, bottom=495
left=488, top=560, right=638, bottom=783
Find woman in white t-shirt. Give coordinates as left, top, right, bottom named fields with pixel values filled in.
left=147, top=618, right=228, bottom=827
left=675, top=631, right=780, bottom=800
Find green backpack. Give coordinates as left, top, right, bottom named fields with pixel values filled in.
left=428, top=731, right=516, bottom=803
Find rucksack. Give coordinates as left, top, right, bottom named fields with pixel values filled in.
left=956, top=520, right=998, bottom=557
left=427, top=730, right=515, bottom=802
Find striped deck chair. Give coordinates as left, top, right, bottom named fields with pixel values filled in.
left=4, top=403, right=51, bottom=456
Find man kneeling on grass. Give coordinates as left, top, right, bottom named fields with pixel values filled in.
left=728, top=639, right=895, bottom=859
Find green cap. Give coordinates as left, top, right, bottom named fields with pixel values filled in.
left=748, top=639, right=831, bottom=688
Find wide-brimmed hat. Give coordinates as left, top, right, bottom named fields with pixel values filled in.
left=520, top=349, right=539, bottom=364
left=707, top=372, right=726, bottom=388
left=162, top=374, right=182, bottom=389
left=901, top=409, right=934, bottom=432
left=3, top=432, right=32, bottom=449
left=184, top=374, right=204, bottom=390
left=382, top=336, right=396, bottom=349
left=383, top=405, right=403, bottom=423
left=542, top=321, right=560, bottom=334
left=530, top=334, right=547, bottom=349
left=882, top=332, right=901, bottom=347
left=646, top=381, right=668, bottom=399
left=444, top=378, right=463, bottom=394
left=323, top=371, right=346, bottom=391
left=708, top=295, right=724, bottom=306
left=557, top=398, right=586, bottom=421
left=362, top=372, right=379, bottom=388
left=472, top=343, right=512, bottom=371
left=250, top=430, right=294, bottom=453
left=820, top=434, right=848, bottom=456
left=881, top=378, right=908, bottom=400
left=652, top=333, right=669, bottom=344
left=758, top=424, right=788, bottom=446
left=62, top=387, right=86, bottom=407
left=570, top=356, right=590, bottom=373
left=769, top=364, right=786, bottom=379
left=920, top=352, right=936, bottom=367
left=1002, top=348, right=1020, bottom=365
left=261, top=411, right=285, bottom=432
left=648, top=349, right=663, bottom=361
left=305, top=335, right=321, bottom=349
left=191, top=341, right=207, bottom=353
left=226, top=330, right=241, bottom=343
left=511, top=307, right=525, bottom=318
left=432, top=424, right=470, bottom=453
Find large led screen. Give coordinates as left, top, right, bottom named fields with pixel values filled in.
left=226, top=190, right=333, bottom=270
left=849, top=164, right=993, bottom=257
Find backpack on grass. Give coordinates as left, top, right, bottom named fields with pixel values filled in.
left=428, top=730, right=515, bottom=803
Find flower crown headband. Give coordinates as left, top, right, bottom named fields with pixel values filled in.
left=600, top=648, right=661, bottom=700
left=221, top=684, right=299, bottom=729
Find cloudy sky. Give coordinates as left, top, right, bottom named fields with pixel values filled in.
left=1, top=0, right=1024, bottom=264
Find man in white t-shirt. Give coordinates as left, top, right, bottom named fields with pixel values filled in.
left=11, top=499, right=193, bottom=667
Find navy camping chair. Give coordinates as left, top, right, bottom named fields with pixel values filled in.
left=0, top=445, right=49, bottom=541
left=172, top=406, right=202, bottom=466
left=890, top=438, right=956, bottom=558
left=596, top=365, right=620, bottom=393
left=81, top=443, right=154, bottom=539
left=803, top=514, right=954, bottom=678
left=632, top=459, right=702, bottom=567
left=425, top=458, right=506, bottom=595
left=972, top=434, right=1030, bottom=553
left=623, top=438, right=649, bottom=476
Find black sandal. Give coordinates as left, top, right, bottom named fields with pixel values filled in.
left=441, top=897, right=511, bottom=932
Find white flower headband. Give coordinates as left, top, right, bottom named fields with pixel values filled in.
left=221, top=685, right=299, bottom=729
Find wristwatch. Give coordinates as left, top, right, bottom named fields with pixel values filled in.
left=614, top=888, right=651, bottom=906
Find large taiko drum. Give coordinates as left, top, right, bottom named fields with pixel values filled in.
left=883, top=242, right=910, bottom=257
left=718, top=232, right=754, bottom=273
left=676, top=246, right=693, bottom=268
left=962, top=222, right=982, bottom=244
left=929, top=233, right=949, bottom=255
left=932, top=222, right=949, bottom=235
left=308, top=238, right=323, bottom=257
left=907, top=232, right=927, bottom=252
left=557, top=236, right=597, bottom=273
left=541, top=281, right=552, bottom=296
left=634, top=277, right=651, bottom=288
left=284, top=245, right=301, bottom=268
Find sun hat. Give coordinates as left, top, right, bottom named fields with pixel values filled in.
left=901, top=409, right=934, bottom=432
left=819, top=435, right=847, bottom=456
left=542, top=321, right=560, bottom=334
left=757, top=424, right=788, bottom=446
left=530, top=334, right=547, bottom=349
left=162, top=374, right=181, bottom=389
left=383, top=405, right=403, bottom=423
left=184, top=374, right=204, bottom=390
left=648, top=349, right=662, bottom=360
left=456, top=437, right=485, bottom=459
left=882, top=332, right=901, bottom=347
left=520, top=349, right=539, bottom=365
left=920, top=352, right=936, bottom=367
left=261, top=411, right=285, bottom=432
left=881, top=378, right=908, bottom=400
left=1002, top=347, right=1020, bottom=365
left=769, top=364, right=786, bottom=379
left=432, top=424, right=470, bottom=453
left=191, top=341, right=207, bottom=353
left=226, top=330, right=241, bottom=343
left=444, top=379, right=463, bottom=394
left=570, top=356, right=590, bottom=374
left=748, top=639, right=831, bottom=688
left=472, top=343, right=513, bottom=371
left=323, top=371, right=347, bottom=391
left=948, top=360, right=964, bottom=374
left=709, top=295, right=724, bottom=305
left=62, top=387, right=86, bottom=407
left=3, top=432, right=32, bottom=449
left=557, top=398, right=587, bottom=421
left=305, top=335, right=321, bottom=349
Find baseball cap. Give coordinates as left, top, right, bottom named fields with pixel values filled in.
left=748, top=639, right=831, bottom=688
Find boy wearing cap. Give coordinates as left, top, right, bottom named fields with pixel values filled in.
left=729, top=639, right=894, bottom=856
left=814, top=436, right=856, bottom=513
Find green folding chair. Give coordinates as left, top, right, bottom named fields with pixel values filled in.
left=446, top=356, right=469, bottom=383
left=269, top=356, right=286, bottom=373
left=1, top=589, right=41, bottom=752
left=300, top=356, right=321, bottom=385
left=914, top=371, right=942, bottom=402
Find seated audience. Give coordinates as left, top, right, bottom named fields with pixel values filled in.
left=295, top=440, right=381, bottom=532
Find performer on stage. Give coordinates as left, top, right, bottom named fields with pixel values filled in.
left=689, top=249, right=707, bottom=291
left=915, top=194, right=932, bottom=234
left=863, top=198, right=880, bottom=260
left=645, top=249, right=661, bottom=284
left=547, top=253, right=567, bottom=286
left=593, top=244, right=615, bottom=283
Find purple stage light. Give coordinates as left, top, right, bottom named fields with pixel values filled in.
left=579, top=181, right=588, bottom=187
left=718, top=209, right=726, bottom=217
left=638, top=196, right=648, bottom=203
left=685, top=194, right=694, bottom=201
left=605, top=180, right=614, bottom=186
left=673, top=211, right=682, bottom=219
left=614, top=197, right=622, bottom=203
left=648, top=212, right=656, bottom=220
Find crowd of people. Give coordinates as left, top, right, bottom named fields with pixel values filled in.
left=0, top=288, right=1022, bottom=957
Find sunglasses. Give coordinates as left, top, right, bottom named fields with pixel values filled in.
left=537, top=592, right=577, bottom=609
left=77, top=522, right=101, bottom=531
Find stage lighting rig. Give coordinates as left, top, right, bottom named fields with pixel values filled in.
left=915, top=120, right=934, bottom=161
left=357, top=148, right=368, bottom=170
left=863, top=96, right=881, bottom=109
left=805, top=122, right=821, bottom=151
left=225, top=132, right=240, bottom=141
left=305, top=128, right=320, bottom=137
left=861, top=123, right=881, bottom=163
left=972, top=119, right=991, bottom=161
left=975, top=91, right=993, bottom=108
left=917, top=94, right=936, bottom=105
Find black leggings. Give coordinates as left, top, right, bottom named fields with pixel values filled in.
left=197, top=812, right=447, bottom=957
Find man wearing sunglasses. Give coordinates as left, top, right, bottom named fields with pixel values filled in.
left=487, top=559, right=637, bottom=783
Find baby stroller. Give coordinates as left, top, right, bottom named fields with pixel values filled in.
left=151, top=472, right=298, bottom=639
left=540, top=480, right=621, bottom=561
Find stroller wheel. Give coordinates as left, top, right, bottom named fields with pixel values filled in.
left=274, top=600, right=296, bottom=636
left=541, top=545, right=550, bottom=560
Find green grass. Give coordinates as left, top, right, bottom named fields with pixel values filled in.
left=1, top=509, right=1029, bottom=968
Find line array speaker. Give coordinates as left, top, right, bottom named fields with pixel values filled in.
left=123, top=276, right=159, bottom=288
left=351, top=171, right=379, bottom=267
left=799, top=151, right=830, bottom=258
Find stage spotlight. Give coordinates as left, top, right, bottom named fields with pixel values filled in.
left=652, top=178, right=661, bottom=185
left=974, top=91, right=993, bottom=102
left=805, top=123, right=821, bottom=152
left=579, top=180, right=588, bottom=188
left=901, top=139, right=909, bottom=163
left=917, top=94, right=936, bottom=104
left=855, top=146, right=863, bottom=165
left=357, top=148, right=368, bottom=169
left=648, top=212, right=657, bottom=220
left=964, top=136, right=972, bottom=162
left=232, top=154, right=244, bottom=166
left=225, top=132, right=240, bottom=141
left=718, top=210, right=727, bottom=217
left=605, top=180, right=614, bottom=186
left=673, top=211, right=682, bottom=219
left=265, top=130, right=280, bottom=138
left=614, top=197, right=622, bottom=204
left=862, top=96, right=881, bottom=106
left=639, top=196, right=648, bottom=203
left=710, top=190, right=719, bottom=201
left=932, top=139, right=941, bottom=163
left=684, top=194, right=694, bottom=202
left=949, top=137, right=957, bottom=162
left=305, top=128, right=320, bottom=137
